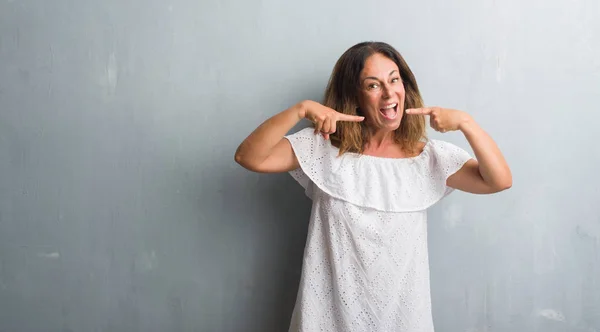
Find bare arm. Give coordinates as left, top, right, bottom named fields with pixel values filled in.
left=406, top=107, right=512, bottom=194
left=234, top=102, right=305, bottom=173
left=234, top=100, right=365, bottom=173
left=447, top=117, right=512, bottom=194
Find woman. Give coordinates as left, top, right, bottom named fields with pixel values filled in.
left=235, top=41, right=511, bottom=332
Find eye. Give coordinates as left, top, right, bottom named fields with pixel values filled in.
left=367, top=83, right=379, bottom=90
left=391, top=77, right=400, bottom=83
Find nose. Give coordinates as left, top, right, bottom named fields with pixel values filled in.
left=382, top=83, right=391, bottom=99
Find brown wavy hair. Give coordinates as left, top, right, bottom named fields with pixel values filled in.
left=323, top=41, right=427, bottom=155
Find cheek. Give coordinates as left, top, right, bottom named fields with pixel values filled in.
left=368, top=95, right=381, bottom=107
left=397, top=85, right=406, bottom=96
left=358, top=93, right=379, bottom=111
left=397, top=88, right=406, bottom=106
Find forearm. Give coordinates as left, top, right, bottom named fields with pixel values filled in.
left=459, top=117, right=512, bottom=189
left=234, top=102, right=305, bottom=166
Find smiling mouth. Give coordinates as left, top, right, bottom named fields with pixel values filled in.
left=379, top=103, right=398, bottom=120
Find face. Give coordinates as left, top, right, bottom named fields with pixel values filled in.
left=357, top=53, right=406, bottom=133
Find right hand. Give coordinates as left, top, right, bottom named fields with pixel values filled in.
left=300, top=101, right=365, bottom=140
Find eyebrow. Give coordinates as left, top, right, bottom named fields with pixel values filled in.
left=362, top=70, right=398, bottom=82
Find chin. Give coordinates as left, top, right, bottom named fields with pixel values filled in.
left=386, top=122, right=401, bottom=132
left=367, top=120, right=401, bottom=134
left=384, top=115, right=403, bottom=130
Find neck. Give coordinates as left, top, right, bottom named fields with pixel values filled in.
left=366, top=129, right=397, bottom=149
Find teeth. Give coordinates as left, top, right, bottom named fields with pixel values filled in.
left=380, top=103, right=398, bottom=120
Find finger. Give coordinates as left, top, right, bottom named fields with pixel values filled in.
left=430, top=117, right=437, bottom=130
left=324, top=133, right=330, bottom=140
left=330, top=120, right=337, bottom=135
left=323, top=117, right=332, bottom=134
left=405, top=108, right=432, bottom=115
left=337, top=113, right=365, bottom=122
left=434, top=125, right=448, bottom=133
left=314, top=118, right=323, bottom=134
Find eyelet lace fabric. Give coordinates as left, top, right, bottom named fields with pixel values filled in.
left=284, top=128, right=472, bottom=332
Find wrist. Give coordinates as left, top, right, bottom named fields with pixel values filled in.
left=458, top=113, right=475, bottom=132
left=294, top=100, right=311, bottom=120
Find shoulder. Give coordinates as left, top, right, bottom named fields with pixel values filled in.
left=284, top=127, right=339, bottom=163
left=424, top=139, right=473, bottom=175
left=427, top=138, right=471, bottom=155
left=284, top=127, right=331, bottom=152
left=285, top=127, right=316, bottom=140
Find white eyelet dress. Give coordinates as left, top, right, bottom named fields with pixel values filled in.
left=284, top=127, right=473, bottom=332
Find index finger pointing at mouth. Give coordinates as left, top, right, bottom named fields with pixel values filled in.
left=338, top=114, right=365, bottom=122
left=405, top=108, right=432, bottom=115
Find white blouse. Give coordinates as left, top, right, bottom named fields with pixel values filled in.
left=284, top=127, right=472, bottom=332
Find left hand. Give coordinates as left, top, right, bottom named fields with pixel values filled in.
left=405, top=107, right=471, bottom=133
